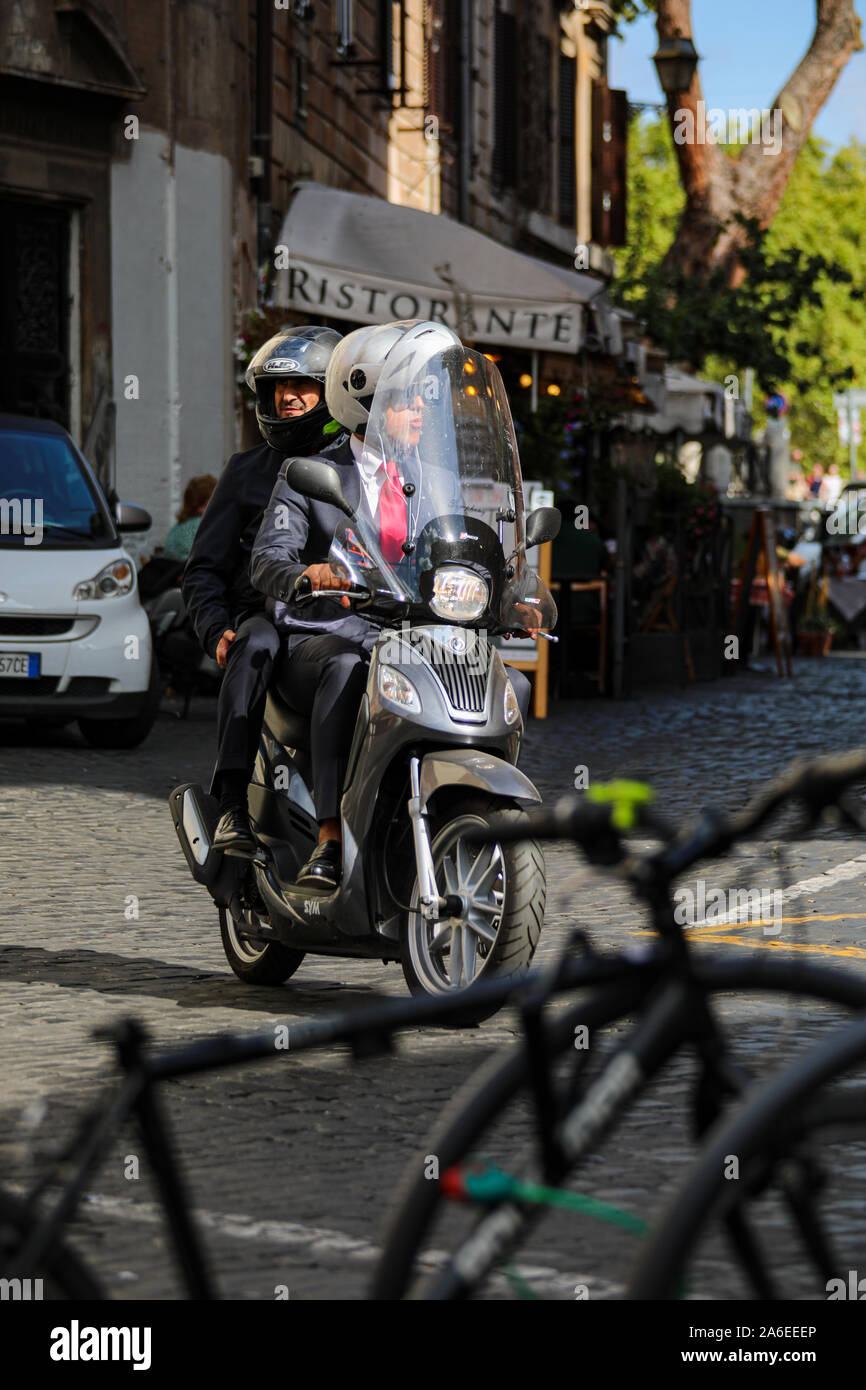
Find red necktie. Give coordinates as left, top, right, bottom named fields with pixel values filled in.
left=378, top=460, right=407, bottom=562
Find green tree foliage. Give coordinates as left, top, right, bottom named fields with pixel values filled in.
left=611, top=115, right=866, bottom=464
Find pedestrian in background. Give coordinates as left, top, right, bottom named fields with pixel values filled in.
left=163, top=475, right=218, bottom=560
left=820, top=462, right=844, bottom=507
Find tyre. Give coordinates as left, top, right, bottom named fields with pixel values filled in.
left=78, top=659, right=160, bottom=750
left=400, top=795, right=545, bottom=1016
left=370, top=979, right=644, bottom=1299
left=219, top=905, right=305, bottom=986
left=0, top=1187, right=105, bottom=1299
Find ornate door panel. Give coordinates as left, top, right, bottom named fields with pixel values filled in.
left=0, top=199, right=70, bottom=425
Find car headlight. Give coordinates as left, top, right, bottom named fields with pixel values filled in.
left=430, top=566, right=489, bottom=622
left=503, top=678, right=521, bottom=725
left=73, top=559, right=135, bottom=600
left=378, top=664, right=421, bottom=713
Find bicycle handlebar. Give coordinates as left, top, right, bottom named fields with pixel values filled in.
left=472, top=747, right=866, bottom=888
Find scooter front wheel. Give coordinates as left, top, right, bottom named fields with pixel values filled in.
left=401, top=796, right=545, bottom=1018
left=219, top=906, right=306, bottom=985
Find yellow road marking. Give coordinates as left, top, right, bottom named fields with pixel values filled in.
left=687, top=937, right=866, bottom=961
left=630, top=917, right=866, bottom=960
left=692, top=912, right=866, bottom=934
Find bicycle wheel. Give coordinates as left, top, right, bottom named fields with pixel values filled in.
left=0, top=1188, right=105, bottom=1299
left=370, top=956, right=866, bottom=1300
left=370, top=977, right=649, bottom=1299
left=627, top=1013, right=866, bottom=1300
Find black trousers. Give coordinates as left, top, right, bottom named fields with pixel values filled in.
left=211, top=613, right=281, bottom=795
left=283, top=631, right=375, bottom=822
left=283, top=632, right=533, bottom=825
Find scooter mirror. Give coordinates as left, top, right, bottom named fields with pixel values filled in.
left=525, top=506, right=562, bottom=549
left=284, top=457, right=355, bottom=517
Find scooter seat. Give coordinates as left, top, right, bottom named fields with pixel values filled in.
left=264, top=686, right=311, bottom=750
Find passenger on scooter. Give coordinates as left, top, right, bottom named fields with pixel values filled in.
left=251, top=320, right=535, bottom=891
left=183, top=325, right=344, bottom=855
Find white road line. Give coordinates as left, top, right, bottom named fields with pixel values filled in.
left=77, top=1191, right=614, bottom=1297
left=689, top=852, right=866, bottom=929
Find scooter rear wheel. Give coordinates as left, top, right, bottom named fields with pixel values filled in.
left=401, top=795, right=545, bottom=1019
left=219, top=906, right=306, bottom=985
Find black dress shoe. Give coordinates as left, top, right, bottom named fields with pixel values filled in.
left=295, top=839, right=341, bottom=889
left=213, top=805, right=256, bottom=857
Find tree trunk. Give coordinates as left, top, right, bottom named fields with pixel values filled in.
left=658, top=0, right=863, bottom=282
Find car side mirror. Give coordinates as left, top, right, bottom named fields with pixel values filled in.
left=525, top=506, right=561, bottom=549
left=115, top=501, right=152, bottom=532
left=285, top=457, right=354, bottom=517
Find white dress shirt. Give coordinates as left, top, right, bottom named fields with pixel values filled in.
left=350, top=432, right=404, bottom=520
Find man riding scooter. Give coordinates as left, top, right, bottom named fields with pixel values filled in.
left=183, top=325, right=343, bottom=854
left=251, top=320, right=534, bottom=890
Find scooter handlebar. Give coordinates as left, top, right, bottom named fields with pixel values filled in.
left=290, top=573, right=370, bottom=605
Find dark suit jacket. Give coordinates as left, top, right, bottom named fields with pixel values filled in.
left=182, top=441, right=286, bottom=659
left=250, top=437, right=462, bottom=641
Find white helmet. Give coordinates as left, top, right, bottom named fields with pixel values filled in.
left=325, top=319, right=462, bottom=433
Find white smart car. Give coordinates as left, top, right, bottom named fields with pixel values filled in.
left=0, top=414, right=158, bottom=748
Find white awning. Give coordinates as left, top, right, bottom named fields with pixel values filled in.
left=272, top=182, right=616, bottom=355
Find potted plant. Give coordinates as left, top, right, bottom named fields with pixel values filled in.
left=796, top=612, right=834, bottom=657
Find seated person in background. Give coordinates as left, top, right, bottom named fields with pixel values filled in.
left=633, top=531, right=677, bottom=630
left=163, top=475, right=218, bottom=560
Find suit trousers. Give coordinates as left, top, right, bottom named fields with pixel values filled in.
left=212, top=612, right=281, bottom=795
left=283, top=631, right=375, bottom=823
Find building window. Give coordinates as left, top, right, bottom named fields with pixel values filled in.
left=492, top=5, right=516, bottom=190
left=293, top=52, right=309, bottom=124
left=558, top=52, right=575, bottom=226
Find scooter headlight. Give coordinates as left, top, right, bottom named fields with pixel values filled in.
left=430, top=566, right=489, bottom=622
left=503, top=678, right=521, bottom=725
left=73, top=558, right=135, bottom=600
left=378, top=664, right=421, bottom=713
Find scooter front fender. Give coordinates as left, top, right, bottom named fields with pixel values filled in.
left=418, top=749, right=541, bottom=812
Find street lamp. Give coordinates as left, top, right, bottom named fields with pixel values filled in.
left=651, top=35, right=700, bottom=95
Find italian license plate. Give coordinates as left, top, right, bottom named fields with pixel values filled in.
left=0, top=652, right=40, bottom=678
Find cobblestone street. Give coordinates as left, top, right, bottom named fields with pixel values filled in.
left=3, top=657, right=866, bottom=1299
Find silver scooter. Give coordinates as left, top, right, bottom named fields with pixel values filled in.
left=170, top=346, right=559, bottom=1013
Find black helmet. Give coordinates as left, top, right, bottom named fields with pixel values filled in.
left=245, top=325, right=342, bottom=452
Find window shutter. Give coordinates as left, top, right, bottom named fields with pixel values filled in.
left=591, top=83, right=628, bottom=246
left=492, top=7, right=516, bottom=190
left=427, top=0, right=458, bottom=130
left=558, top=52, right=575, bottom=225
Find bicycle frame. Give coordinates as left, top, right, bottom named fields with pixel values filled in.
left=373, top=957, right=866, bottom=1299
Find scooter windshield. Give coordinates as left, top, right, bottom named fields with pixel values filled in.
left=327, top=345, right=557, bottom=631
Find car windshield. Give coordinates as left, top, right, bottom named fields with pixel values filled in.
left=327, top=346, right=557, bottom=630
left=0, top=429, right=113, bottom=548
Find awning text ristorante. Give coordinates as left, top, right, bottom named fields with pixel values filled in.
left=276, top=258, right=582, bottom=353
